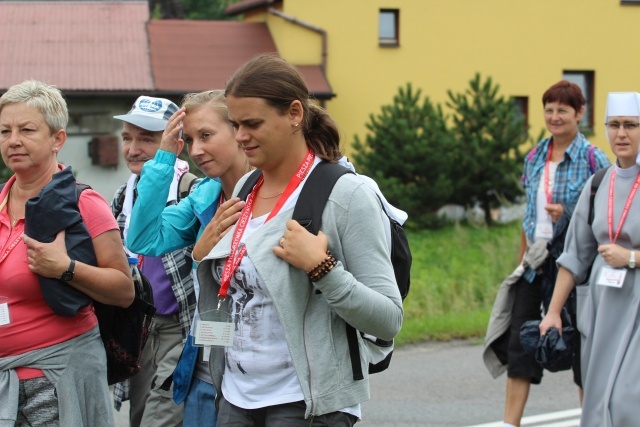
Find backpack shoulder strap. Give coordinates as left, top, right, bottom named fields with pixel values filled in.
left=75, top=182, right=92, bottom=198
left=112, top=184, right=126, bottom=219
left=292, top=162, right=366, bottom=379
left=587, top=145, right=597, bottom=174
left=177, top=172, right=199, bottom=201
left=588, top=166, right=610, bottom=226
left=526, top=146, right=537, bottom=163
left=236, top=170, right=264, bottom=201
left=293, top=162, right=350, bottom=235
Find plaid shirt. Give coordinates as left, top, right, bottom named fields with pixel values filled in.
left=111, top=178, right=196, bottom=409
left=521, top=133, right=610, bottom=282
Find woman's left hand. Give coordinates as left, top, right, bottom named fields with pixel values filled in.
left=544, top=203, right=564, bottom=223
left=598, top=243, right=631, bottom=269
left=22, top=230, right=69, bottom=278
left=273, top=220, right=328, bottom=272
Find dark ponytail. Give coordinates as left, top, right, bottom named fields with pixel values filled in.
left=305, top=104, right=341, bottom=161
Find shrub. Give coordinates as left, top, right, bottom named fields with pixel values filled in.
left=352, top=83, right=456, bottom=227
left=446, top=74, right=528, bottom=225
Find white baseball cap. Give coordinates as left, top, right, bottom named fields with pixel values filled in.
left=114, top=96, right=178, bottom=131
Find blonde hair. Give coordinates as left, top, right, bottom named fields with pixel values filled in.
left=181, top=90, right=230, bottom=124
left=0, top=80, right=68, bottom=133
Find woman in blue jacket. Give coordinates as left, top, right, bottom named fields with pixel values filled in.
left=126, top=90, right=250, bottom=427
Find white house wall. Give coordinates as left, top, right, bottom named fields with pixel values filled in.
left=58, top=97, right=135, bottom=201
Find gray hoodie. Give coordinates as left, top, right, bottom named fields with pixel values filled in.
left=197, top=171, right=403, bottom=418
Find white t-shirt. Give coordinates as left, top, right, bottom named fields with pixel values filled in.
left=534, top=161, right=558, bottom=241
left=215, top=158, right=361, bottom=418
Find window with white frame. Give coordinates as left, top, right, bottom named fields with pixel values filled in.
left=379, top=9, right=399, bottom=47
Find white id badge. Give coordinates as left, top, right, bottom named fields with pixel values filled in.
left=535, top=216, right=553, bottom=240
left=0, top=296, right=10, bottom=327
left=596, top=266, right=626, bottom=288
left=193, top=310, right=235, bottom=347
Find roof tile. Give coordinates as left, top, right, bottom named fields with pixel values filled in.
left=148, top=20, right=333, bottom=97
left=0, top=1, right=153, bottom=91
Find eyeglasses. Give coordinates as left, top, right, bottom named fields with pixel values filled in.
left=606, top=122, right=640, bottom=131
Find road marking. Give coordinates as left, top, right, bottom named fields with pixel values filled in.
left=467, top=408, right=581, bottom=427
left=539, top=420, right=579, bottom=427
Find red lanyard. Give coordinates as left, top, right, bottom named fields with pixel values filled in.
left=543, top=143, right=554, bottom=204
left=0, top=232, right=23, bottom=265
left=218, top=149, right=315, bottom=299
left=0, top=189, right=23, bottom=264
left=608, top=171, right=640, bottom=244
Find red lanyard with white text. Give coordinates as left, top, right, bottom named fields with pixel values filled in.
left=608, top=171, right=640, bottom=244
left=543, top=143, right=554, bottom=204
left=0, top=191, right=22, bottom=264
left=218, top=149, right=315, bottom=300
left=0, top=232, right=22, bottom=265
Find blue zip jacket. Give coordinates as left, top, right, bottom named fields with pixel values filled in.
left=126, top=150, right=221, bottom=256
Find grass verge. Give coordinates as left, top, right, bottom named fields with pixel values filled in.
left=396, top=221, right=521, bottom=345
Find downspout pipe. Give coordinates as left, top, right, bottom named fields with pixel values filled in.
left=267, top=8, right=327, bottom=74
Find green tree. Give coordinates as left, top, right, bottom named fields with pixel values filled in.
left=149, top=0, right=237, bottom=20
left=182, top=0, right=238, bottom=20
left=446, top=74, right=527, bottom=225
left=352, top=83, right=456, bottom=227
left=149, top=0, right=185, bottom=19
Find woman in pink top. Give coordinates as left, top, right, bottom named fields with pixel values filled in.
left=0, top=80, right=133, bottom=427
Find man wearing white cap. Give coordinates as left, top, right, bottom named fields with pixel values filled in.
left=111, top=96, right=197, bottom=426
left=541, top=92, right=640, bottom=425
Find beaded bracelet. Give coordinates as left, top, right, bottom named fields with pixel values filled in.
left=307, top=251, right=338, bottom=282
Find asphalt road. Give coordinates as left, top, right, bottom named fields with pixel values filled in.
left=360, top=340, right=579, bottom=426
left=114, top=340, right=580, bottom=426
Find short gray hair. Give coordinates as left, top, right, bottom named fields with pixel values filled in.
left=0, top=80, right=69, bottom=133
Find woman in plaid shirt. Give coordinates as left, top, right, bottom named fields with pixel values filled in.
left=493, top=80, right=610, bottom=427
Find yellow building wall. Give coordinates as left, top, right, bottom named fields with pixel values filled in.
left=244, top=0, right=640, bottom=159
left=240, top=7, right=323, bottom=66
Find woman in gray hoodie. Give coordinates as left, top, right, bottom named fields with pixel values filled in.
left=195, top=53, right=403, bottom=426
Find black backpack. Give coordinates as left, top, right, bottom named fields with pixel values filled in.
left=94, top=259, right=156, bottom=385
left=587, top=166, right=611, bottom=226
left=238, top=161, right=411, bottom=379
left=76, top=184, right=157, bottom=385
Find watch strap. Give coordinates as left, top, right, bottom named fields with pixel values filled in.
left=62, top=259, right=76, bottom=281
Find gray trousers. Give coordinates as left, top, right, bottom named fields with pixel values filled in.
left=217, top=396, right=358, bottom=427
left=16, top=377, right=59, bottom=427
left=129, top=314, right=184, bottom=427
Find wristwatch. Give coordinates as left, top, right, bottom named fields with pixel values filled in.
left=629, top=251, right=636, bottom=269
left=61, top=259, right=76, bottom=282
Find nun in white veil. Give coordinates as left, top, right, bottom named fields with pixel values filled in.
left=540, top=92, right=640, bottom=426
